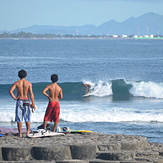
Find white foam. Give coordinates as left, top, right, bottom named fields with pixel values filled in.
left=1, top=102, right=163, bottom=123
left=83, top=79, right=163, bottom=98
left=60, top=103, right=163, bottom=123
left=130, top=81, right=163, bottom=98
left=82, top=80, right=112, bottom=97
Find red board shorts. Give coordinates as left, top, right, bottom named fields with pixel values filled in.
left=44, top=101, right=60, bottom=122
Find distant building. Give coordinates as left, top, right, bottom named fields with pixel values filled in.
left=112, top=35, right=118, bottom=38
left=133, top=35, right=138, bottom=38
left=122, top=35, right=128, bottom=38
left=144, top=35, right=149, bottom=38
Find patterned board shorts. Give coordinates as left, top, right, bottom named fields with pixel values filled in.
left=15, top=99, right=31, bottom=122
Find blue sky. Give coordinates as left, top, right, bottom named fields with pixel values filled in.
left=1, top=0, right=163, bottom=31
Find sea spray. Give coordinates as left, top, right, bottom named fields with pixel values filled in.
left=130, top=81, right=163, bottom=98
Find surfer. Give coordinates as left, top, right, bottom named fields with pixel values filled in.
left=9, top=70, right=36, bottom=137
left=82, top=83, right=91, bottom=93
left=42, top=74, right=63, bottom=132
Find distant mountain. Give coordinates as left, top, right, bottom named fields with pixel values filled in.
left=11, top=24, right=96, bottom=35
left=6, top=12, right=163, bottom=35
left=0, top=30, right=7, bottom=33
left=96, top=12, right=163, bottom=35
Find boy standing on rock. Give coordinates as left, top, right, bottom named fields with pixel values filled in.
left=9, top=70, right=36, bottom=137
left=42, top=74, right=63, bottom=132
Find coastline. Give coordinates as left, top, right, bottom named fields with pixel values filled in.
left=0, top=37, right=132, bottom=40
left=0, top=37, right=163, bottom=40
left=1, top=132, right=163, bottom=162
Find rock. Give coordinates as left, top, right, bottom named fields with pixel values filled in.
left=1, top=133, right=163, bottom=162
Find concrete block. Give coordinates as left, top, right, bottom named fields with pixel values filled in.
left=56, top=160, right=88, bottom=163
left=2, top=147, right=32, bottom=161
left=121, top=140, right=147, bottom=151
left=32, top=146, right=71, bottom=160
left=97, top=152, right=135, bottom=161
left=89, top=159, right=120, bottom=163
left=97, top=143, right=121, bottom=152
left=0, top=148, right=2, bottom=161
left=70, top=144, right=96, bottom=159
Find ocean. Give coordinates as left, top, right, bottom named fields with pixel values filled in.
left=0, top=38, right=163, bottom=143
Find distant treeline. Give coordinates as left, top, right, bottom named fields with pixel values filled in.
left=0, top=32, right=162, bottom=39
left=0, top=32, right=134, bottom=39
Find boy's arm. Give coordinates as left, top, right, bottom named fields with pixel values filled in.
left=58, top=88, right=63, bottom=99
left=29, top=84, right=35, bottom=108
left=42, top=86, right=50, bottom=99
left=9, top=83, right=19, bottom=100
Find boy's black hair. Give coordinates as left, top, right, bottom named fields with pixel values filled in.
left=51, top=74, right=58, bottom=83
left=18, top=70, right=27, bottom=79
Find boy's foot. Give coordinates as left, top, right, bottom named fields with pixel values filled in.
left=19, top=133, right=22, bottom=137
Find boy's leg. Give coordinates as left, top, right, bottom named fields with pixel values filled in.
left=17, top=122, right=22, bottom=137
left=53, top=122, right=59, bottom=132
left=25, top=121, right=30, bottom=136
left=43, top=121, right=48, bottom=129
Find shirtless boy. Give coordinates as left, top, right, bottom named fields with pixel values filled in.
left=9, top=70, right=35, bottom=137
left=43, top=74, right=63, bottom=132
left=82, top=83, right=91, bottom=93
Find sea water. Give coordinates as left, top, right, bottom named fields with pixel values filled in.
left=0, top=39, right=163, bottom=143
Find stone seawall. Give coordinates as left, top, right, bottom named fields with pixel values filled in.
left=0, top=133, right=163, bottom=163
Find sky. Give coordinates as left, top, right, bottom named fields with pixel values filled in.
left=1, top=0, right=163, bottom=31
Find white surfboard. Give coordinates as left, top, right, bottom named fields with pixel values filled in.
left=83, top=92, right=92, bottom=97
left=28, top=129, right=65, bottom=138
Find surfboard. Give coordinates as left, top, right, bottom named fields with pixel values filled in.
left=71, top=130, right=93, bottom=133
left=57, top=127, right=93, bottom=134
left=28, top=129, right=65, bottom=138
left=83, top=92, right=92, bottom=97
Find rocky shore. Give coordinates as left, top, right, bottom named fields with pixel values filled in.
left=1, top=132, right=163, bottom=163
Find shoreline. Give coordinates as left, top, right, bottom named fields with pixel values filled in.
left=1, top=132, right=163, bottom=162
left=0, top=37, right=163, bottom=40
left=0, top=37, right=132, bottom=40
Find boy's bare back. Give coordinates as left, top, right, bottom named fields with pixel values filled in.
left=42, top=83, right=63, bottom=102
left=9, top=78, right=33, bottom=99
left=15, top=79, right=32, bottom=99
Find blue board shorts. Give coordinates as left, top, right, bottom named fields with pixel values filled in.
left=15, top=99, right=31, bottom=122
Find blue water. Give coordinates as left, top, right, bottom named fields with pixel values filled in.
left=0, top=39, right=163, bottom=144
